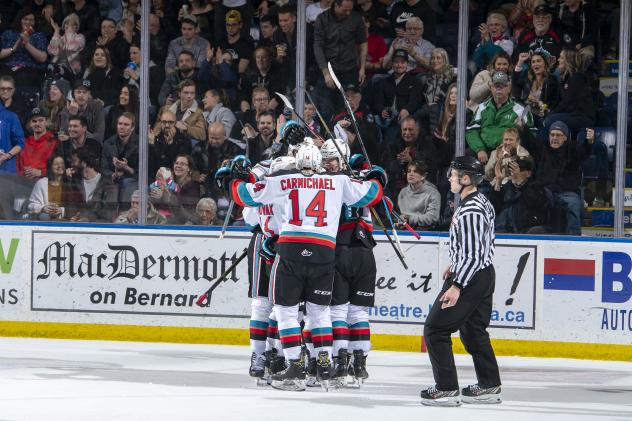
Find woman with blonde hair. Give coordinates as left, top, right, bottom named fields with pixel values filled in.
left=419, top=48, right=455, bottom=106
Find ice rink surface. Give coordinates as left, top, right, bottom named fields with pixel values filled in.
left=0, top=338, right=631, bottom=421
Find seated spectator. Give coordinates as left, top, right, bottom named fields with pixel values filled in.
left=0, top=10, right=48, bottom=89
left=239, top=46, right=283, bottom=113
left=466, top=71, right=533, bottom=164
left=373, top=50, right=423, bottom=145
left=471, top=12, right=514, bottom=71
left=64, top=0, right=100, bottom=41
left=219, top=10, right=253, bottom=77
left=388, top=0, right=438, bottom=43
left=470, top=57, right=510, bottom=116
left=420, top=48, right=456, bottom=106
left=514, top=5, right=561, bottom=68
left=522, top=121, right=594, bottom=235
left=83, top=46, right=123, bottom=107
left=557, top=0, right=597, bottom=63
left=39, top=79, right=70, bottom=133
left=82, top=18, right=130, bottom=71
left=383, top=17, right=434, bottom=74
left=158, top=50, right=204, bottom=107
left=154, top=79, right=206, bottom=142
left=69, top=146, right=118, bottom=222
left=257, top=14, right=278, bottom=49
left=485, top=127, right=531, bottom=190
left=148, top=110, right=192, bottom=177
left=508, top=0, right=537, bottom=41
left=512, top=51, right=559, bottom=129
left=149, top=154, right=200, bottom=224
left=116, top=189, right=166, bottom=224
left=101, top=112, right=139, bottom=208
left=47, top=13, right=85, bottom=76
left=105, top=85, right=139, bottom=139
left=232, top=87, right=273, bottom=137
left=147, top=13, right=169, bottom=68
left=27, top=154, right=79, bottom=220
left=194, top=197, right=221, bottom=225
left=17, top=107, right=59, bottom=181
left=541, top=48, right=595, bottom=139
left=59, top=79, right=106, bottom=143
left=202, top=89, right=236, bottom=140
left=56, top=115, right=102, bottom=169
left=244, top=111, right=283, bottom=163
left=0, top=75, right=29, bottom=126
left=396, top=160, right=441, bottom=229
left=491, top=155, right=550, bottom=233
left=165, top=15, right=209, bottom=76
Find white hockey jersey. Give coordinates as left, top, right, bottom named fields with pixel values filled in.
left=232, top=170, right=383, bottom=262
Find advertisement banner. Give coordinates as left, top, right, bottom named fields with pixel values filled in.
left=0, top=231, right=25, bottom=310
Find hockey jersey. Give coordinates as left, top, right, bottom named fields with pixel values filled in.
left=231, top=170, right=383, bottom=263
left=337, top=205, right=375, bottom=248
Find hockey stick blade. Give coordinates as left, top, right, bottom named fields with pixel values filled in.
left=327, top=62, right=343, bottom=91
left=196, top=248, right=248, bottom=307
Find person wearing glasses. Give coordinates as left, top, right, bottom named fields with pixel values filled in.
left=0, top=75, right=28, bottom=126
left=148, top=110, right=192, bottom=178
left=218, top=10, right=253, bottom=77
left=383, top=17, right=434, bottom=73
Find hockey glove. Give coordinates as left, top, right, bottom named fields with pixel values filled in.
left=349, top=154, right=370, bottom=171
left=214, top=166, right=232, bottom=191
left=365, top=165, right=388, bottom=188
left=230, top=155, right=255, bottom=183
left=260, top=236, right=278, bottom=262
left=282, top=121, right=308, bottom=146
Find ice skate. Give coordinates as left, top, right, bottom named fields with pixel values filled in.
left=266, top=350, right=286, bottom=385
left=270, top=358, right=306, bottom=391
left=461, top=384, right=502, bottom=404
left=330, top=349, right=348, bottom=389
left=347, top=349, right=368, bottom=388
left=249, top=352, right=267, bottom=386
left=305, top=357, right=320, bottom=387
left=420, top=385, right=461, bottom=407
left=316, top=351, right=332, bottom=392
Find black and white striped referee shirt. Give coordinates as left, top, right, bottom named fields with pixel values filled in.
left=449, top=191, right=495, bottom=288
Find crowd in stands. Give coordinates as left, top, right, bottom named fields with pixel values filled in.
left=0, top=0, right=626, bottom=234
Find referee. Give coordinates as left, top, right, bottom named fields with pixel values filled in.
left=420, top=156, right=502, bottom=407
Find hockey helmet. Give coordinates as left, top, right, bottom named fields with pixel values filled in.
left=448, top=155, right=484, bottom=185
left=295, top=143, right=322, bottom=171
left=270, top=156, right=296, bottom=173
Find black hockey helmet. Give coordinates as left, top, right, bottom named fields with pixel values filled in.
left=448, top=155, right=484, bottom=185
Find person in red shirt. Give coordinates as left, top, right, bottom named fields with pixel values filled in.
left=17, top=107, right=59, bottom=180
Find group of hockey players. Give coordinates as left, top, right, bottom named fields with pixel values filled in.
left=214, top=118, right=386, bottom=392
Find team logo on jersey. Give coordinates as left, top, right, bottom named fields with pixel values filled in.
left=301, top=249, right=313, bottom=257
left=253, top=182, right=266, bottom=193
left=359, top=230, right=366, bottom=239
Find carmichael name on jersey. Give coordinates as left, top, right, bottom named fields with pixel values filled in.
left=231, top=170, right=383, bottom=263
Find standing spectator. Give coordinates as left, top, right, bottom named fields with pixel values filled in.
left=356, top=0, right=390, bottom=38
left=194, top=197, right=221, bottom=225
left=0, top=100, right=25, bottom=218
left=82, top=18, right=130, bottom=70
left=313, top=0, right=367, bottom=121
left=389, top=0, right=438, bottom=42
left=47, top=13, right=85, bottom=75
left=240, top=46, right=283, bottom=113
left=397, top=160, right=441, bottom=229
left=514, top=5, right=561, bottom=68
left=468, top=51, right=511, bottom=111
left=557, top=0, right=597, bottom=62
left=154, top=79, right=206, bottom=143
left=466, top=71, right=533, bottom=164
left=202, top=89, right=236, bottom=140
left=26, top=154, right=79, bottom=219
left=165, top=16, right=209, bottom=76
left=213, top=0, right=252, bottom=44
left=17, top=107, right=59, bottom=180
left=420, top=48, right=456, bottom=106
left=59, top=79, right=106, bottom=143
left=0, top=75, right=29, bottom=126
left=56, top=115, right=102, bottom=169
left=101, top=112, right=139, bottom=208
left=383, top=17, right=435, bottom=73
left=219, top=10, right=253, bottom=77
left=0, top=10, right=48, bottom=89
left=243, top=111, right=281, bottom=163
left=471, top=12, right=514, bottom=71
left=39, top=79, right=70, bottom=133
left=105, top=85, right=139, bottom=139
left=158, top=50, right=203, bottom=107
left=83, top=46, right=123, bottom=107
left=64, top=0, right=100, bottom=41
left=307, top=0, right=332, bottom=24
left=148, top=110, right=192, bottom=177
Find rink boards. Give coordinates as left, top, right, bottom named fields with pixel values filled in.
left=0, top=223, right=630, bottom=361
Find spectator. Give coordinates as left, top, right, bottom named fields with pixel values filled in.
left=307, top=0, right=332, bottom=24
left=149, top=154, right=200, bottom=224
left=244, top=111, right=282, bottom=163
left=83, top=46, right=123, bottom=107
left=416, top=83, right=457, bottom=172
left=205, top=122, right=243, bottom=184
left=148, top=110, right=192, bottom=177
left=465, top=71, right=533, bottom=164
left=469, top=51, right=511, bottom=111
left=0, top=75, right=29, bottom=126
left=56, top=115, right=102, bottom=169
left=383, top=17, right=435, bottom=73
left=64, top=0, right=100, bottom=41
left=273, top=5, right=297, bottom=69
left=388, top=0, right=438, bottom=43
left=362, top=12, right=387, bottom=79
left=26, top=154, right=79, bottom=219
left=194, top=197, right=221, bottom=225
left=420, top=48, right=456, bottom=106
left=59, top=79, right=106, bottom=143
left=0, top=10, right=48, bottom=89
left=124, top=44, right=163, bottom=106
left=202, top=89, right=236, bottom=141
left=512, top=51, right=560, bottom=129
left=82, top=18, right=130, bottom=70
left=213, top=0, right=252, bottom=44
left=485, top=127, right=531, bottom=190
left=154, top=79, right=206, bottom=142
left=373, top=50, right=423, bottom=145
left=557, top=0, right=597, bottom=62
left=98, top=0, right=123, bottom=22
left=0, top=100, right=25, bottom=219
left=240, top=46, right=283, bottom=113
left=47, top=13, right=85, bottom=76
left=219, top=10, right=253, bottom=77
left=514, top=4, right=561, bottom=68
left=257, top=14, right=279, bottom=49
left=159, top=50, right=204, bottom=107
left=471, top=12, right=514, bottom=71
left=69, top=146, right=118, bottom=222
left=313, top=0, right=367, bottom=121
left=165, top=16, right=209, bottom=75
left=541, top=48, right=595, bottom=139
left=101, top=112, right=139, bottom=208
left=508, top=0, right=538, bottom=41
left=17, top=107, right=59, bottom=180
left=233, top=87, right=272, bottom=136
left=356, top=0, right=390, bottom=38
left=117, top=189, right=166, bottom=224
left=521, top=121, right=594, bottom=235
left=39, top=79, right=70, bottom=133
left=397, top=160, right=441, bottom=229
left=105, top=85, right=139, bottom=139
left=147, top=13, right=169, bottom=68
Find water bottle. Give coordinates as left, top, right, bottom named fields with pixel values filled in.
left=124, top=62, right=138, bottom=79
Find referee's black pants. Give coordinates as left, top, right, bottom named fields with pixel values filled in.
left=423, top=265, right=501, bottom=391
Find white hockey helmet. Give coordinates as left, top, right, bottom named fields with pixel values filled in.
left=320, top=138, right=349, bottom=168
left=295, top=143, right=322, bottom=171
left=269, top=156, right=296, bottom=173
left=287, top=137, right=314, bottom=157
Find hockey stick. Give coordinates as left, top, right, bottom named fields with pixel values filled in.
left=369, top=207, right=408, bottom=270
left=219, top=200, right=235, bottom=240
left=196, top=248, right=248, bottom=307
left=392, top=210, right=421, bottom=239
left=301, top=87, right=336, bottom=141
left=381, top=197, right=406, bottom=257
left=275, top=92, right=324, bottom=141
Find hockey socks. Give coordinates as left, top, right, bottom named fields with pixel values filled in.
left=250, top=297, right=273, bottom=356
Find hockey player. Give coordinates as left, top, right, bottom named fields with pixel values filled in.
left=218, top=143, right=386, bottom=391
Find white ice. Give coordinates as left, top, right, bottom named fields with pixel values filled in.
left=0, top=337, right=631, bottom=421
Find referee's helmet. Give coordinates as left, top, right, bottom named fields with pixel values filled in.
left=449, top=156, right=485, bottom=185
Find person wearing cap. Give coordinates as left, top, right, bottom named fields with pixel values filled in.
left=521, top=120, right=594, bottom=235
left=213, top=2, right=252, bottom=44
left=373, top=49, right=423, bottom=145
left=514, top=4, right=561, bottom=68
left=465, top=70, right=533, bottom=164
left=59, top=79, right=106, bottom=143
left=165, top=14, right=209, bottom=75
left=218, top=9, right=253, bottom=76
left=17, top=107, right=59, bottom=181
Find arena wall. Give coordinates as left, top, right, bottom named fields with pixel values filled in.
left=0, top=223, right=630, bottom=361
